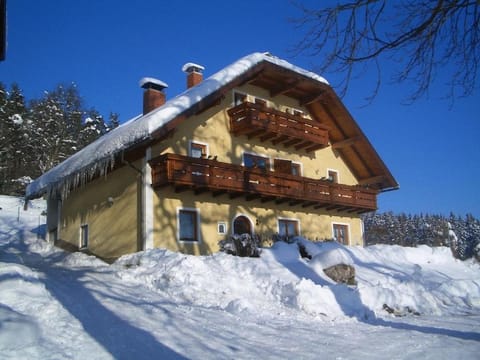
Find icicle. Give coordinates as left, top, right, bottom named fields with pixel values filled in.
left=41, top=153, right=118, bottom=202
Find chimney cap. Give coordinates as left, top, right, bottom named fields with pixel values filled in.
left=182, top=62, right=205, bottom=74
left=139, top=77, right=168, bottom=91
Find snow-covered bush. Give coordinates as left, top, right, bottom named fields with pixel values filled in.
left=218, top=234, right=262, bottom=257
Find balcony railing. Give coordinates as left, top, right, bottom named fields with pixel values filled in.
left=228, top=102, right=329, bottom=152
left=150, top=154, right=377, bottom=213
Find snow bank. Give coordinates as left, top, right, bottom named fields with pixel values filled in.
left=2, top=196, right=480, bottom=359
left=114, top=238, right=480, bottom=320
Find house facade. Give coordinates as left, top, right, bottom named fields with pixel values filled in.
left=26, top=53, right=398, bottom=261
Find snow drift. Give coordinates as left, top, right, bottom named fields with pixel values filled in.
left=1, top=196, right=480, bottom=359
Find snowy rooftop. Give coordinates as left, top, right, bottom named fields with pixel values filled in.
left=26, top=52, right=329, bottom=199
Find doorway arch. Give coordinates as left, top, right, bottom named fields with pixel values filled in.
left=233, top=215, right=253, bottom=235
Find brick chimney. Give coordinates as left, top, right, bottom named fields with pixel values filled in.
left=182, top=63, right=205, bottom=88
left=139, top=77, right=168, bottom=115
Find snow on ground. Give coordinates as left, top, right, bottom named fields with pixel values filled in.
left=1, top=195, right=479, bottom=359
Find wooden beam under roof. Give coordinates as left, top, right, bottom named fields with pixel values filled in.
left=269, top=80, right=301, bottom=97
left=358, top=175, right=386, bottom=186
left=332, top=136, right=361, bottom=149
left=299, top=91, right=326, bottom=106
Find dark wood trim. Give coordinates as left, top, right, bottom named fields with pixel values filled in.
left=150, top=153, right=378, bottom=213
left=332, top=136, right=361, bottom=149
left=228, top=101, right=329, bottom=150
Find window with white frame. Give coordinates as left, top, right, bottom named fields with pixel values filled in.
left=328, top=169, right=339, bottom=183
left=178, top=208, right=199, bottom=242
left=278, top=219, right=299, bottom=238
left=291, top=162, right=301, bottom=176
left=189, top=141, right=207, bottom=159
left=233, top=91, right=247, bottom=106
left=80, top=224, right=89, bottom=249
left=217, top=222, right=227, bottom=235
left=243, top=153, right=270, bottom=171
left=333, top=223, right=349, bottom=245
left=274, top=158, right=302, bottom=176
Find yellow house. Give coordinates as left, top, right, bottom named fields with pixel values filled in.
left=26, top=53, right=398, bottom=261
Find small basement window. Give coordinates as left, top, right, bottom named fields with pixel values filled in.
left=80, top=224, right=89, bottom=249
left=217, top=222, right=227, bottom=235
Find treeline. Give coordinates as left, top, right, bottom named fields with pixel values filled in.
left=363, top=212, right=480, bottom=260
left=0, top=82, right=119, bottom=195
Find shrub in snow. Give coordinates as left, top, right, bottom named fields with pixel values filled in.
left=218, top=234, right=261, bottom=257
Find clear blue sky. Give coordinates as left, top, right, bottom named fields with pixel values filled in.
left=2, top=1, right=479, bottom=218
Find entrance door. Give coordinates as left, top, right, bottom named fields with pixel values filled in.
left=233, top=216, right=252, bottom=235
left=333, top=224, right=349, bottom=245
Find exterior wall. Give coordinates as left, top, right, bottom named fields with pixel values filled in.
left=152, top=84, right=358, bottom=186
left=53, top=82, right=367, bottom=259
left=58, top=162, right=141, bottom=261
left=153, top=186, right=364, bottom=255
left=151, top=83, right=365, bottom=254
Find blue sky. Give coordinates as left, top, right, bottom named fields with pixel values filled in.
left=2, top=1, right=479, bottom=218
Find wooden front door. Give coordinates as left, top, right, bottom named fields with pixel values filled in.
left=233, top=216, right=252, bottom=235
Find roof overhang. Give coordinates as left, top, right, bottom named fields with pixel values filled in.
left=228, top=60, right=399, bottom=191
left=26, top=53, right=398, bottom=200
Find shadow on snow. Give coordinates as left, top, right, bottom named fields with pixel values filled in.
left=0, top=230, right=187, bottom=360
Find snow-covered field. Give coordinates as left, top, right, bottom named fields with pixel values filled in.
left=1, top=195, right=479, bottom=359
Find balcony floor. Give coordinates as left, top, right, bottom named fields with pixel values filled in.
left=150, top=154, right=377, bottom=214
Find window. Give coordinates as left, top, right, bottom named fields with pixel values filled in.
left=274, top=159, right=301, bottom=176
left=328, top=170, right=339, bottom=183
left=178, top=209, right=199, bottom=242
left=333, top=224, right=349, bottom=245
left=243, top=153, right=270, bottom=170
left=254, top=97, right=267, bottom=107
left=190, top=141, right=207, bottom=158
left=293, top=109, right=304, bottom=117
left=234, top=92, right=247, bottom=106
left=217, top=222, right=227, bottom=235
left=80, top=224, right=89, bottom=249
left=291, top=163, right=301, bottom=176
left=278, top=219, right=299, bottom=238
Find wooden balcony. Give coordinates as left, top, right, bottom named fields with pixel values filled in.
left=228, top=102, right=329, bottom=152
left=150, top=154, right=377, bottom=213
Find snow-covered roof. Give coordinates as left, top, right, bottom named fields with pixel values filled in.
left=139, top=77, right=168, bottom=90
left=26, top=52, right=329, bottom=200
left=182, top=62, right=205, bottom=73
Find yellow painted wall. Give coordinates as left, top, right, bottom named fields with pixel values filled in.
left=59, top=163, right=141, bottom=260
left=152, top=187, right=363, bottom=255
left=152, top=84, right=358, bottom=185
left=56, top=83, right=366, bottom=259
left=151, top=84, right=365, bottom=254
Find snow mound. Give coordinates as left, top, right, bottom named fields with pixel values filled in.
left=1, top=195, right=480, bottom=359
left=310, top=245, right=354, bottom=270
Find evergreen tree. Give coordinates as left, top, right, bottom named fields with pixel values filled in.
left=0, top=83, right=30, bottom=194
left=0, top=81, right=119, bottom=195
left=364, top=211, right=480, bottom=261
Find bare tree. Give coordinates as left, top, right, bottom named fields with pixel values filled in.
left=292, top=0, right=479, bottom=103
